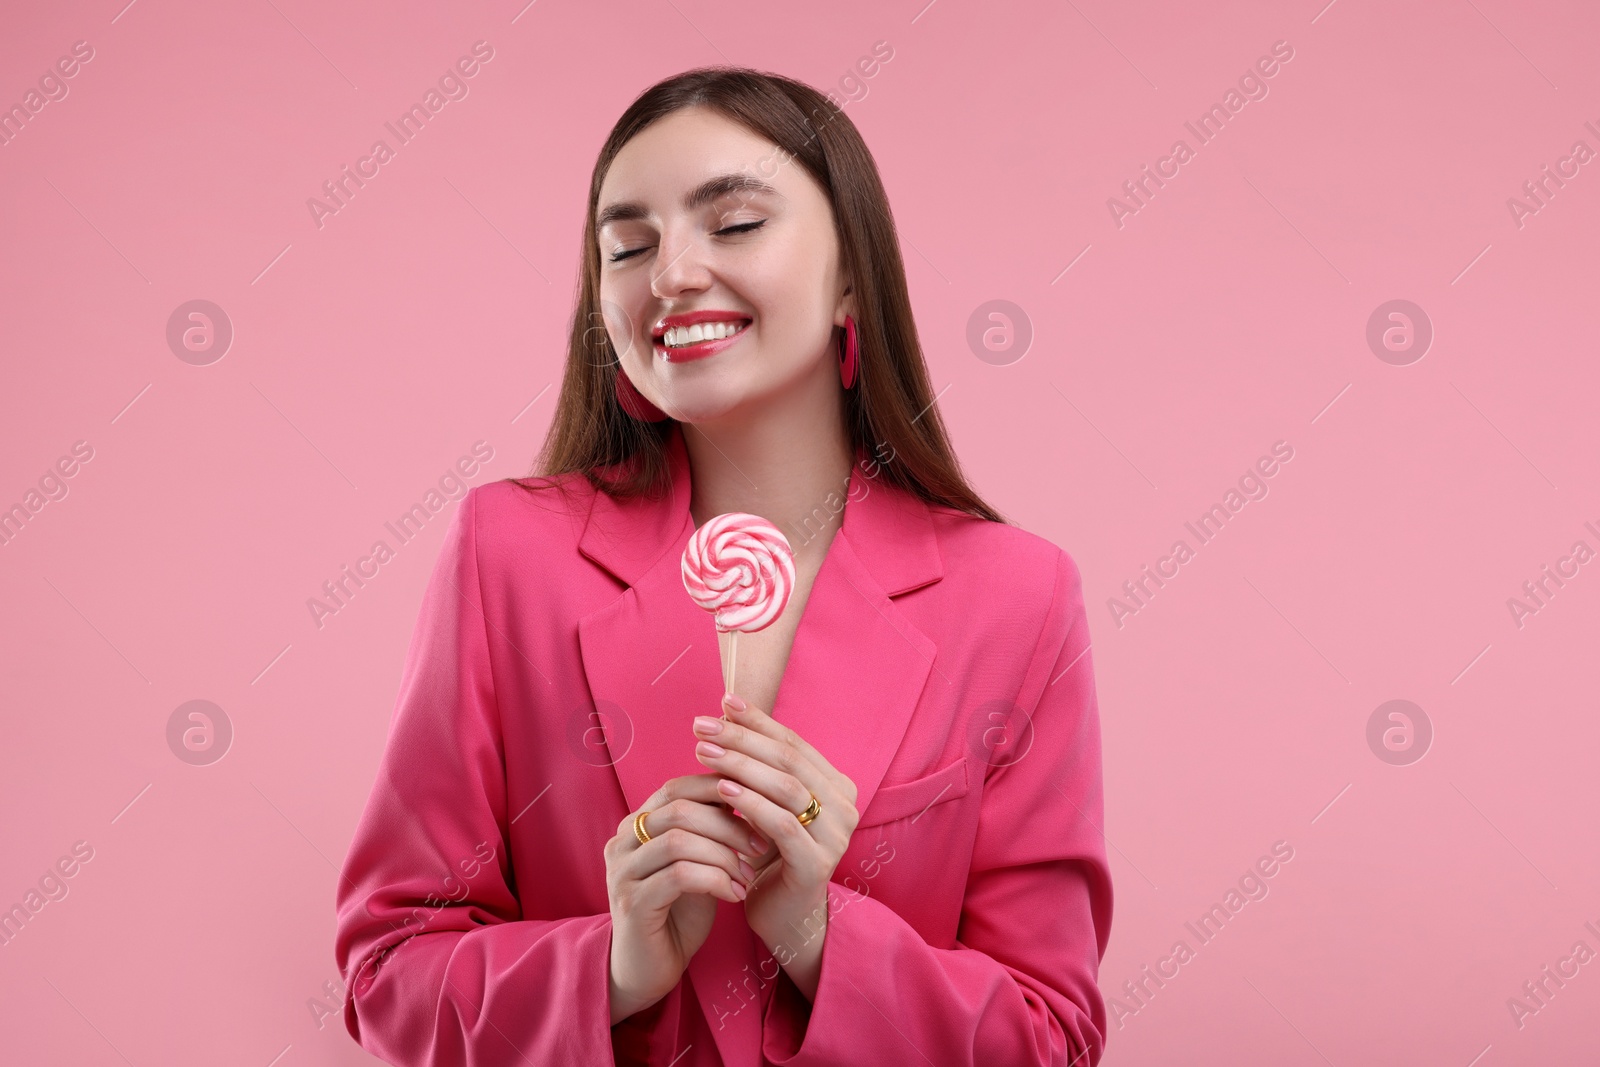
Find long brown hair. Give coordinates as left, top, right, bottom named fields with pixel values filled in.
left=522, top=66, right=1005, bottom=525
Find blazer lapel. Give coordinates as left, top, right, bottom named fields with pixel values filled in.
left=575, top=422, right=945, bottom=1058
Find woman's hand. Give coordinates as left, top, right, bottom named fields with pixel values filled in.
left=691, top=693, right=860, bottom=1000
left=603, top=774, right=766, bottom=1025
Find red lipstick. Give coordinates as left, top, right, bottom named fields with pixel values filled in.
left=651, top=310, right=752, bottom=363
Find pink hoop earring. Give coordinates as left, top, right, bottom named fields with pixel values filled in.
left=838, top=315, right=858, bottom=390
left=615, top=364, right=670, bottom=422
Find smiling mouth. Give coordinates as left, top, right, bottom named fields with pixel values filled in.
left=652, top=319, right=752, bottom=361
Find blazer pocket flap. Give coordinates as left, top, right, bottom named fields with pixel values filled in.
left=857, top=756, right=970, bottom=828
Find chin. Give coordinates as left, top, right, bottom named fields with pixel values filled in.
left=662, top=380, right=780, bottom=425
left=664, top=398, right=741, bottom=424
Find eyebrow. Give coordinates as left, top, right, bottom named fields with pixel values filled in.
left=596, top=173, right=783, bottom=229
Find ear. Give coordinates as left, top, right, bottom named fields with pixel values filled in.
left=835, top=281, right=857, bottom=326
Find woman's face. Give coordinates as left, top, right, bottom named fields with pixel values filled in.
left=595, top=106, right=852, bottom=424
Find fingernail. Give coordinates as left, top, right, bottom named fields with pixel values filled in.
left=693, top=715, right=723, bottom=735
left=748, top=834, right=768, bottom=855
left=731, top=881, right=747, bottom=900
left=723, top=693, right=747, bottom=713
left=739, top=859, right=757, bottom=880
left=696, top=740, right=726, bottom=758
left=719, top=778, right=743, bottom=797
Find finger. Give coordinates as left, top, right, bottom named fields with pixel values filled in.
left=637, top=858, right=748, bottom=909
left=694, top=738, right=816, bottom=822
left=639, top=792, right=769, bottom=863
left=714, top=777, right=828, bottom=879
left=718, top=695, right=856, bottom=804
left=621, top=824, right=755, bottom=894
left=637, top=772, right=729, bottom=814
left=614, top=774, right=773, bottom=865
left=621, top=774, right=734, bottom=843
left=693, top=706, right=838, bottom=808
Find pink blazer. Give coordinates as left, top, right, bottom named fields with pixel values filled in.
left=334, top=422, right=1113, bottom=1065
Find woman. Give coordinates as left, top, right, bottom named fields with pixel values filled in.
left=335, top=67, right=1112, bottom=1066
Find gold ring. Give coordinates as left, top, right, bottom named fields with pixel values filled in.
left=795, top=795, right=821, bottom=826
left=634, top=810, right=653, bottom=845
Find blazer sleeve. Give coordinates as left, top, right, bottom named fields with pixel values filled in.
left=761, top=546, right=1114, bottom=1066
left=333, top=486, right=618, bottom=1065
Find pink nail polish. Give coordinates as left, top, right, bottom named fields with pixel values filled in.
left=731, top=881, right=747, bottom=900
left=748, top=835, right=768, bottom=854
left=723, top=693, right=747, bottom=713
left=693, top=715, right=723, bottom=735
left=697, top=740, right=726, bottom=758
left=719, top=779, right=743, bottom=797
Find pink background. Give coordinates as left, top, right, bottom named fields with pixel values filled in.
left=2, top=0, right=1596, bottom=1063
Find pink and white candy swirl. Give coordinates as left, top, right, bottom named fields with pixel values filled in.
left=681, top=512, right=796, bottom=633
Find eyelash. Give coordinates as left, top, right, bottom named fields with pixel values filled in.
left=608, top=219, right=766, bottom=263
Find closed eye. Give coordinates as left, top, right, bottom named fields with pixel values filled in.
left=606, top=219, right=766, bottom=263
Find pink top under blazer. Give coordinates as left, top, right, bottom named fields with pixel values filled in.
left=334, top=421, right=1113, bottom=1065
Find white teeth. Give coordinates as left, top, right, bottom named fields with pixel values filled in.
left=662, top=320, right=746, bottom=348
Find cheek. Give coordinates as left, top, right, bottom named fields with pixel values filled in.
left=743, top=261, right=833, bottom=356
left=748, top=300, right=818, bottom=360
left=598, top=286, right=652, bottom=357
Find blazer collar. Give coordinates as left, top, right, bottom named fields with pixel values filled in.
left=574, top=421, right=945, bottom=1057
left=577, top=421, right=943, bottom=597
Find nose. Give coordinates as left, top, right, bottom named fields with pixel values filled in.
left=649, top=225, right=712, bottom=301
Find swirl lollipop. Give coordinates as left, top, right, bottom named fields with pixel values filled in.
left=681, top=512, right=795, bottom=695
